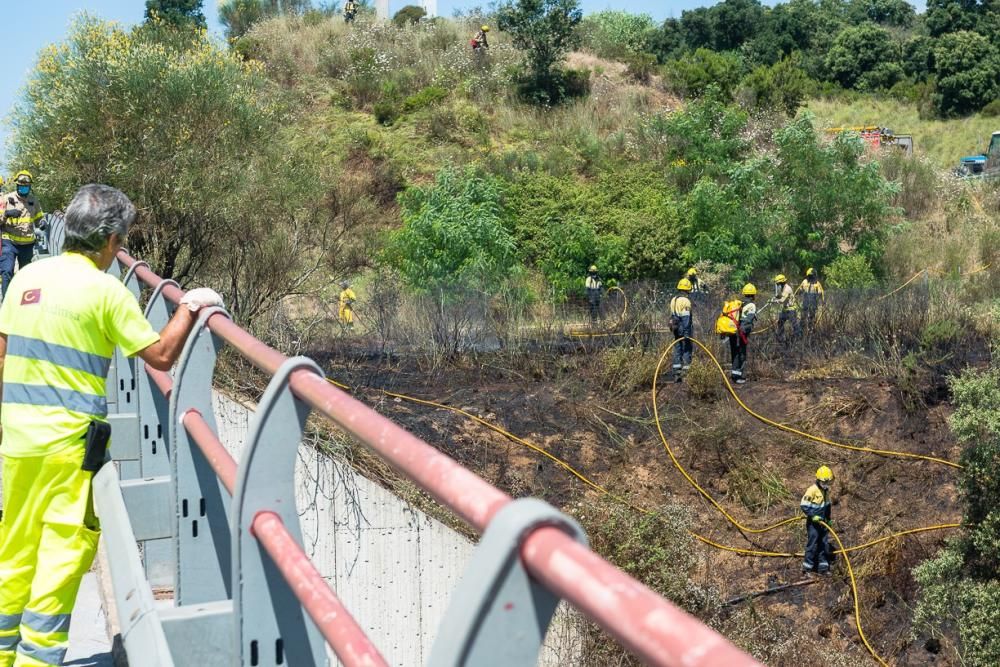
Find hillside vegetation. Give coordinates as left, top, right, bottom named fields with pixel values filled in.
left=7, top=3, right=1000, bottom=664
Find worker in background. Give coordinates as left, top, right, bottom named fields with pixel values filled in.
left=799, top=268, right=824, bottom=333
left=800, top=466, right=835, bottom=575
left=344, top=0, right=357, bottom=23
left=0, top=184, right=224, bottom=667
left=685, top=268, right=701, bottom=293
left=716, top=284, right=757, bottom=384
left=585, top=265, right=602, bottom=325
left=471, top=25, right=490, bottom=52
left=1, top=172, right=45, bottom=299
left=338, top=280, right=356, bottom=329
left=772, top=274, right=799, bottom=343
left=670, top=278, right=694, bottom=381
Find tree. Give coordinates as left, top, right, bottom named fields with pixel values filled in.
left=711, top=0, right=764, bottom=51
left=847, top=0, right=916, bottom=26
left=824, top=22, right=902, bottom=89
left=392, top=5, right=427, bottom=25
left=925, top=0, right=981, bottom=36
left=496, top=0, right=584, bottom=104
left=933, top=30, right=1000, bottom=115
left=737, top=55, right=814, bottom=114
left=145, top=0, right=206, bottom=28
left=220, top=0, right=270, bottom=39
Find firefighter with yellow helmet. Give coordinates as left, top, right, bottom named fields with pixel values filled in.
left=585, top=264, right=602, bottom=325
left=0, top=184, right=224, bottom=667
left=471, top=24, right=490, bottom=51
left=1, top=171, right=45, bottom=299
left=772, top=273, right=800, bottom=342
left=799, top=267, right=824, bottom=333
left=801, top=466, right=835, bottom=574
left=715, top=284, right=758, bottom=384
left=670, top=278, right=694, bottom=380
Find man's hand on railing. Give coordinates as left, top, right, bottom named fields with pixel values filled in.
left=179, top=288, right=225, bottom=312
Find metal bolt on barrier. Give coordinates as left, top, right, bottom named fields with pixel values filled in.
left=89, top=250, right=761, bottom=667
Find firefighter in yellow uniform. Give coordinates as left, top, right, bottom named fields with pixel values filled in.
left=338, top=281, right=356, bottom=329
left=801, top=466, right=834, bottom=574
left=0, top=184, right=222, bottom=667
left=1, top=172, right=45, bottom=299
left=670, top=278, right=693, bottom=381
left=798, top=268, right=825, bottom=333
left=772, top=274, right=800, bottom=343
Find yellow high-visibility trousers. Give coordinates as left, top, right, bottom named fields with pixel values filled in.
left=339, top=304, right=354, bottom=326
left=0, top=448, right=100, bottom=667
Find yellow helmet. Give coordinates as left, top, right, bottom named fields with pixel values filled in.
left=742, top=283, right=757, bottom=296
left=677, top=278, right=692, bottom=291
left=588, top=265, right=597, bottom=272
left=816, top=465, right=834, bottom=482
left=805, top=267, right=815, bottom=277
left=774, top=274, right=787, bottom=283
left=14, top=170, right=32, bottom=185
left=481, top=25, right=490, bottom=31
left=686, top=267, right=697, bottom=277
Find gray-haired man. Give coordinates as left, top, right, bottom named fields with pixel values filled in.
left=0, top=184, right=223, bottom=667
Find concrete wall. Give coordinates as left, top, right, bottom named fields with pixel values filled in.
left=212, top=392, right=582, bottom=666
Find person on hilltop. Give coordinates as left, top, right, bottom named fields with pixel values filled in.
left=799, top=267, right=825, bottom=333
left=585, top=264, right=602, bottom=325
left=471, top=25, right=490, bottom=52
left=344, top=0, right=358, bottom=23
left=670, top=278, right=694, bottom=381
left=800, top=466, right=835, bottom=575
left=1, top=172, right=45, bottom=299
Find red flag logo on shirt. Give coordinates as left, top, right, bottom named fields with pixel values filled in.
left=20, top=289, right=41, bottom=305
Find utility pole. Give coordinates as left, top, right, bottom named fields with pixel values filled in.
left=376, top=0, right=388, bottom=19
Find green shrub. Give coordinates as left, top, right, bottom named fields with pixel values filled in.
left=577, top=10, right=656, bottom=58
left=385, top=167, right=519, bottom=295
left=623, top=52, right=657, bottom=83
left=825, top=254, right=877, bottom=289
left=736, top=56, right=814, bottom=115
left=663, top=48, right=743, bottom=99
left=914, top=365, right=1000, bottom=664
left=373, top=100, right=400, bottom=125
left=402, top=85, right=449, bottom=113
left=980, top=99, right=1000, bottom=118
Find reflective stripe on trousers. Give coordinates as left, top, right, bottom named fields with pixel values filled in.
left=0, top=451, right=100, bottom=667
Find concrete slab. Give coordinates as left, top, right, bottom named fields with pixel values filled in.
left=65, top=572, right=113, bottom=667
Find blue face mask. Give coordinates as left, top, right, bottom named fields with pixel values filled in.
left=16, top=185, right=30, bottom=197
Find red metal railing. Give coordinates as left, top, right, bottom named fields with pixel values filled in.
left=119, top=250, right=760, bottom=667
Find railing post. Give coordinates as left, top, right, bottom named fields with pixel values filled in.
left=107, top=260, right=148, bottom=477
left=231, top=357, right=326, bottom=667
left=169, top=307, right=233, bottom=605
left=137, top=278, right=180, bottom=587
left=427, top=498, right=587, bottom=666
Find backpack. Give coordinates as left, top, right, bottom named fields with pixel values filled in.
left=714, top=299, right=742, bottom=335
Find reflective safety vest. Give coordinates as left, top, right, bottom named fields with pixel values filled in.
left=339, top=288, right=356, bottom=310
left=776, top=283, right=797, bottom=311
left=800, top=483, right=831, bottom=520
left=670, top=295, right=691, bottom=317
left=0, top=253, right=160, bottom=457
left=1, top=192, right=44, bottom=245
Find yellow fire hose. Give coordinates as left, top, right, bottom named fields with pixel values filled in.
left=324, top=332, right=964, bottom=665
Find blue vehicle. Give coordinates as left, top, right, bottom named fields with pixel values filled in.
left=957, top=131, right=1000, bottom=177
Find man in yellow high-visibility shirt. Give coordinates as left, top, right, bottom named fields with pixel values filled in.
left=338, top=280, right=356, bottom=329
left=0, top=184, right=223, bottom=667
left=1, top=172, right=45, bottom=300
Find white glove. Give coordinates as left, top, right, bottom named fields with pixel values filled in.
left=180, top=287, right=225, bottom=312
